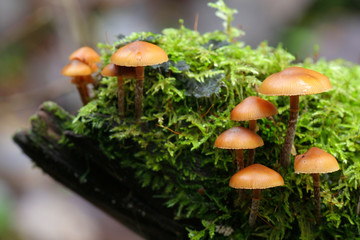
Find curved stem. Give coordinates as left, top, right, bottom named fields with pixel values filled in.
left=73, top=77, right=88, bottom=105
left=312, top=173, right=321, bottom=222
left=117, top=76, right=125, bottom=119
left=248, top=120, right=257, bottom=166
left=235, top=149, right=244, bottom=171
left=135, top=66, right=144, bottom=121
left=249, top=189, right=261, bottom=228
left=280, top=96, right=299, bottom=168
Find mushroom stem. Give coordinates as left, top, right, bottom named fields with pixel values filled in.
left=72, top=77, right=89, bottom=105
left=135, top=66, right=145, bottom=121
left=76, top=84, right=88, bottom=105
left=235, top=149, right=244, bottom=171
left=249, top=189, right=261, bottom=228
left=280, top=95, right=299, bottom=168
left=247, top=120, right=257, bottom=166
left=312, top=173, right=321, bottom=222
left=249, top=119, right=257, bottom=132
left=117, top=76, right=125, bottom=119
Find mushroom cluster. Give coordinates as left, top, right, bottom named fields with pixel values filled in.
left=63, top=42, right=168, bottom=120
left=108, top=41, right=168, bottom=121
left=219, top=67, right=339, bottom=228
left=259, top=67, right=332, bottom=168
left=61, top=46, right=100, bottom=105
left=230, top=96, right=278, bottom=165
left=215, top=95, right=283, bottom=227
left=60, top=42, right=341, bottom=230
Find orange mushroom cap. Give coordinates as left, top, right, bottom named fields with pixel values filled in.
left=111, top=41, right=168, bottom=67
left=229, top=164, right=284, bottom=189
left=231, top=96, right=278, bottom=121
left=61, top=59, right=92, bottom=77
left=259, top=67, right=332, bottom=96
left=214, top=126, right=264, bottom=150
left=101, top=63, right=119, bottom=77
left=69, top=46, right=101, bottom=64
left=69, top=46, right=100, bottom=72
left=294, top=147, right=340, bottom=174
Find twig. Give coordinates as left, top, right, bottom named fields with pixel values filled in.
left=156, top=124, right=184, bottom=136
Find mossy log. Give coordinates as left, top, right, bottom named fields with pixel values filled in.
left=13, top=102, right=190, bottom=240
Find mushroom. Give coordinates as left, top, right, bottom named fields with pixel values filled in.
left=214, top=126, right=263, bottom=171
left=62, top=59, right=92, bottom=105
left=230, top=96, right=278, bottom=165
left=259, top=67, right=332, bottom=168
left=294, top=147, right=339, bottom=221
left=101, top=63, right=136, bottom=119
left=110, top=41, right=168, bottom=121
left=69, top=46, right=101, bottom=72
left=229, top=164, right=284, bottom=227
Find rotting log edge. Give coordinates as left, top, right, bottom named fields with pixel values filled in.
left=13, top=103, right=188, bottom=240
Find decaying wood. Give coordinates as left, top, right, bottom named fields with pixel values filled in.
left=13, top=103, right=189, bottom=240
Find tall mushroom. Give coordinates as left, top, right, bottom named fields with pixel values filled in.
left=294, top=147, right=339, bottom=222
left=62, top=59, right=92, bottom=105
left=101, top=63, right=136, bottom=119
left=259, top=67, right=332, bottom=168
left=229, top=164, right=284, bottom=228
left=110, top=41, right=168, bottom=121
left=69, top=46, right=101, bottom=72
left=230, top=96, right=278, bottom=165
left=214, top=126, right=263, bottom=171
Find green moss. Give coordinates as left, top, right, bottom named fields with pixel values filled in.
left=66, top=1, right=360, bottom=239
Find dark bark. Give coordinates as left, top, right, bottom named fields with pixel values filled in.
left=280, top=96, right=299, bottom=168
left=13, top=103, right=188, bottom=240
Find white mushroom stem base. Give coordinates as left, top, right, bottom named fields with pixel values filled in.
left=248, top=120, right=257, bottom=166
left=312, top=173, right=321, bottom=222
left=249, top=189, right=261, bottom=228
left=280, top=95, right=299, bottom=168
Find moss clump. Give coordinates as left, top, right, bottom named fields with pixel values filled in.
left=68, top=1, right=360, bottom=239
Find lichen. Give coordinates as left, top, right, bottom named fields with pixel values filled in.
left=67, top=1, right=360, bottom=239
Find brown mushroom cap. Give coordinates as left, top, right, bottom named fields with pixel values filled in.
left=101, top=63, right=119, bottom=77
left=229, top=164, right=284, bottom=189
left=294, top=147, right=340, bottom=174
left=259, top=67, right=332, bottom=96
left=69, top=46, right=101, bottom=64
left=214, top=126, right=264, bottom=150
left=61, top=59, right=92, bottom=77
left=110, top=41, right=168, bottom=67
left=231, top=96, right=278, bottom=121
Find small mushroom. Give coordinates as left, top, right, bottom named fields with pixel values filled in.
left=102, top=64, right=137, bottom=119
left=294, top=147, right=339, bottom=222
left=259, top=67, right=332, bottom=168
left=214, top=126, right=263, bottom=171
left=111, top=41, right=168, bottom=121
left=231, top=96, right=278, bottom=165
left=62, top=59, right=92, bottom=105
left=229, top=164, right=284, bottom=228
left=69, top=46, right=101, bottom=72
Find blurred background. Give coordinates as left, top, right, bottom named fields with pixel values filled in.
left=0, top=0, right=359, bottom=239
